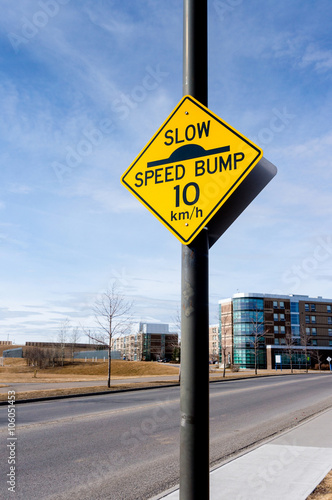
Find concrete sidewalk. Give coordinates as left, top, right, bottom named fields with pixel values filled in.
left=157, top=407, right=332, bottom=500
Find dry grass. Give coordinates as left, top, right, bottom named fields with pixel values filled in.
left=307, top=470, right=332, bottom=499
left=0, top=358, right=180, bottom=401
left=0, top=358, right=179, bottom=383
left=0, top=358, right=323, bottom=384
left=43, top=359, right=179, bottom=376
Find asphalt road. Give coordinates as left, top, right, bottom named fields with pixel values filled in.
left=0, top=374, right=331, bottom=500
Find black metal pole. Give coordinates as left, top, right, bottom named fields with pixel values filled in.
left=180, top=1, right=209, bottom=499
left=183, top=0, right=208, bottom=105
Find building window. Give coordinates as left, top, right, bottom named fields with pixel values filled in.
left=233, top=310, right=264, bottom=324
left=274, top=338, right=279, bottom=345
left=329, top=340, right=332, bottom=346
left=274, top=326, right=279, bottom=334
left=311, top=316, right=316, bottom=323
left=291, top=302, right=299, bottom=312
left=291, top=325, right=300, bottom=336
left=280, top=301, right=285, bottom=309
left=310, top=304, right=316, bottom=312
left=273, top=301, right=278, bottom=309
left=328, top=329, right=332, bottom=336
left=327, top=305, right=332, bottom=313
left=233, top=298, right=264, bottom=311
left=311, top=328, right=317, bottom=335
left=279, top=313, right=285, bottom=321
left=328, top=317, right=332, bottom=324
left=291, top=313, right=299, bottom=325
left=306, top=327, right=310, bottom=335
left=280, top=326, right=285, bottom=334
left=312, top=339, right=317, bottom=346
left=305, top=315, right=310, bottom=323
left=305, top=303, right=309, bottom=311
left=273, top=313, right=278, bottom=321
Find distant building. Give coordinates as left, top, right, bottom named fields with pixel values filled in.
left=219, top=293, right=332, bottom=369
left=209, top=324, right=219, bottom=362
left=112, top=322, right=178, bottom=361
left=24, top=341, right=100, bottom=358
left=1, top=342, right=103, bottom=360
left=3, top=347, right=23, bottom=358
left=25, top=341, right=98, bottom=350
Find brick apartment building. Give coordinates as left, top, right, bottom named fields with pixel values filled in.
left=219, top=293, right=332, bottom=369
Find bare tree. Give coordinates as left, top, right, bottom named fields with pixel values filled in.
left=311, top=348, right=323, bottom=371
left=299, top=324, right=311, bottom=373
left=57, top=319, right=70, bottom=366
left=25, top=346, right=58, bottom=369
left=220, top=312, right=232, bottom=378
left=69, top=326, right=81, bottom=360
left=249, top=309, right=267, bottom=376
left=173, top=307, right=181, bottom=382
left=86, top=283, right=133, bottom=388
left=171, top=344, right=181, bottom=363
left=25, top=346, right=43, bottom=368
left=284, top=332, right=297, bottom=374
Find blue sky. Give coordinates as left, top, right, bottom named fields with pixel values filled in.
left=1, top=0, right=332, bottom=344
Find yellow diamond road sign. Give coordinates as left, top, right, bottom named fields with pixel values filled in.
left=121, top=95, right=263, bottom=245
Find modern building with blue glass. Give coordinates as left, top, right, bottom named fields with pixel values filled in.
left=219, top=293, right=332, bottom=369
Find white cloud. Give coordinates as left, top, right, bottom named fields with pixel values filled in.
left=300, top=44, right=332, bottom=72
left=8, top=184, right=33, bottom=194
